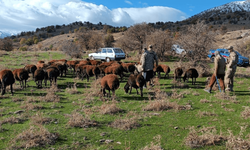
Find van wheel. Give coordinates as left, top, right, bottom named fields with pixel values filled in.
left=90, top=56, right=94, bottom=60
left=106, top=57, right=110, bottom=62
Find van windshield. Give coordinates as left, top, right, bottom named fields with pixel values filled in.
left=114, top=48, right=123, bottom=53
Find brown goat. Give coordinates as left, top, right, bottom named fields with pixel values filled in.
left=153, top=64, right=171, bottom=79
left=66, top=60, right=79, bottom=73
left=183, top=68, right=199, bottom=85
left=101, top=74, right=120, bottom=97
left=0, top=69, right=15, bottom=95
left=124, top=73, right=145, bottom=97
left=44, top=67, right=60, bottom=86
left=77, top=65, right=100, bottom=82
left=34, top=68, right=46, bottom=88
left=104, top=63, right=124, bottom=81
left=174, top=67, right=183, bottom=82
left=13, top=68, right=29, bottom=89
left=24, top=64, right=37, bottom=78
left=89, top=60, right=102, bottom=66
left=121, top=62, right=136, bottom=74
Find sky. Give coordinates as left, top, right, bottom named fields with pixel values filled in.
left=0, top=0, right=241, bottom=34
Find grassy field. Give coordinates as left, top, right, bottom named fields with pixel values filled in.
left=0, top=51, right=250, bottom=149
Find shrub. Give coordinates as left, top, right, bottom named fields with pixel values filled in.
left=20, top=38, right=26, bottom=45
left=25, top=38, right=33, bottom=46
left=19, top=46, right=27, bottom=51
left=104, top=34, right=114, bottom=47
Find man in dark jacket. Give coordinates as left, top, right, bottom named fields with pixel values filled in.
left=140, top=45, right=158, bottom=88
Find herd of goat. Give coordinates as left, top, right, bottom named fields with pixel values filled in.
left=0, top=58, right=199, bottom=97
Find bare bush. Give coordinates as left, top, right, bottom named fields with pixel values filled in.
left=118, top=23, right=154, bottom=55
left=146, top=30, right=173, bottom=61
left=89, top=33, right=103, bottom=50
left=10, top=124, right=59, bottom=149
left=185, top=126, right=226, bottom=148
left=100, top=103, right=122, bottom=115
left=103, top=34, right=114, bottom=47
left=109, top=117, right=140, bottom=130
left=0, top=38, right=13, bottom=51
left=67, top=111, right=97, bottom=128
left=60, top=41, right=82, bottom=58
left=176, top=21, right=216, bottom=61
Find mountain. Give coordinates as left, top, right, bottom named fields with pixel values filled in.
left=198, top=1, right=250, bottom=17
left=0, top=31, right=11, bottom=39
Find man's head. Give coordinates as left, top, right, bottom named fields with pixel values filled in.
left=227, top=46, right=234, bottom=52
left=214, top=51, right=220, bottom=56
left=148, top=45, right=153, bottom=51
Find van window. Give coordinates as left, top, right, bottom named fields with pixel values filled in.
left=107, top=49, right=113, bottom=53
left=114, top=48, right=123, bottom=53
left=102, top=49, right=107, bottom=53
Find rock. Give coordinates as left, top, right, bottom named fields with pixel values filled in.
left=117, top=142, right=121, bottom=144
left=105, top=139, right=113, bottom=144
left=174, top=126, right=178, bottom=129
left=100, top=132, right=107, bottom=136
left=14, top=110, right=24, bottom=114
left=99, top=139, right=105, bottom=143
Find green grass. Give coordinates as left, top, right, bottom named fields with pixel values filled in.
left=0, top=51, right=250, bottom=149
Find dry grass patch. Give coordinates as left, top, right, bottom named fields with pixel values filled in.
left=30, top=112, right=54, bottom=124
left=9, top=124, right=59, bottom=149
left=171, top=81, right=189, bottom=89
left=141, top=135, right=163, bottom=150
left=171, top=89, right=184, bottom=99
left=226, top=126, right=250, bottom=150
left=83, top=78, right=102, bottom=102
left=241, top=107, right=250, bottom=119
left=185, top=126, right=226, bottom=148
left=0, top=116, right=25, bottom=125
left=43, top=86, right=60, bottom=102
left=214, top=92, right=237, bottom=101
left=109, top=116, right=140, bottom=130
left=67, top=111, right=98, bottom=128
left=20, top=102, right=44, bottom=111
left=12, top=97, right=24, bottom=102
left=99, top=103, right=123, bottom=115
left=192, top=91, right=200, bottom=96
left=65, top=82, right=79, bottom=94
left=200, top=99, right=211, bottom=103
left=198, top=111, right=217, bottom=117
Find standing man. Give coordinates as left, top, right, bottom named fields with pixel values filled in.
left=140, top=45, right=158, bottom=88
left=204, top=51, right=226, bottom=93
left=225, top=46, right=238, bottom=92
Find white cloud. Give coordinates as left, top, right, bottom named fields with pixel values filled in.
left=125, top=0, right=133, bottom=5
left=0, top=0, right=188, bottom=34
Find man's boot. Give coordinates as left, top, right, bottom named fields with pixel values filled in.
left=204, top=87, right=212, bottom=93
left=230, top=85, right=234, bottom=92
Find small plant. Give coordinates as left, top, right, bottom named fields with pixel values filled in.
left=19, top=46, right=27, bottom=51
left=109, top=117, right=140, bottom=130
left=9, top=124, right=59, bottom=149
left=67, top=111, right=97, bottom=128
left=100, top=103, right=122, bottom=115
left=185, top=126, right=226, bottom=148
